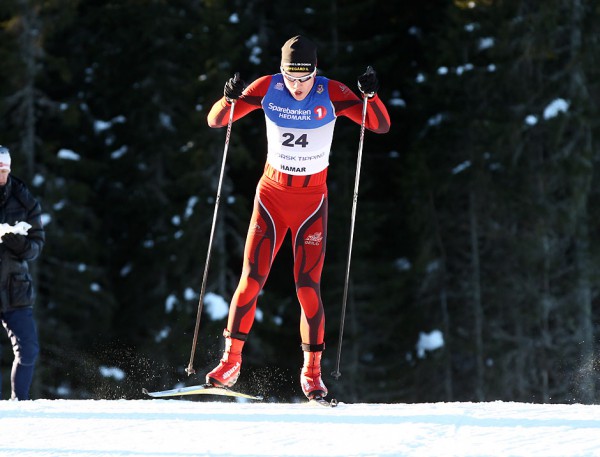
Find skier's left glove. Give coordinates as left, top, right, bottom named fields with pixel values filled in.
left=358, top=66, right=379, bottom=98
left=2, top=233, right=29, bottom=255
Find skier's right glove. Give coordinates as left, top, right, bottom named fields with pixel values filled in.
left=358, top=66, right=379, bottom=98
left=224, top=73, right=245, bottom=103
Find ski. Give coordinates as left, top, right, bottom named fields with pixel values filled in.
left=309, top=395, right=338, bottom=407
left=142, top=383, right=263, bottom=401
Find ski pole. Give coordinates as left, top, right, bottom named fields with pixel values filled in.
left=186, top=95, right=237, bottom=376
left=331, top=94, right=369, bottom=381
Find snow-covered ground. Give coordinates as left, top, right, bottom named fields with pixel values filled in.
left=2, top=398, right=600, bottom=457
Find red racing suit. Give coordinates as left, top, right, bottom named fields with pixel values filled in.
left=207, top=73, right=390, bottom=347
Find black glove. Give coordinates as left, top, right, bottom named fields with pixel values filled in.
left=358, top=66, right=379, bottom=97
left=2, top=233, right=29, bottom=255
left=223, top=72, right=245, bottom=102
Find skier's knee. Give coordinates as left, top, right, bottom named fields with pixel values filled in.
left=15, top=340, right=39, bottom=365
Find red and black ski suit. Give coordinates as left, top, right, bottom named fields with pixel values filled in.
left=207, top=73, right=390, bottom=348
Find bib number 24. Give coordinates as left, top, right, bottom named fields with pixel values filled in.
left=282, top=132, right=309, bottom=148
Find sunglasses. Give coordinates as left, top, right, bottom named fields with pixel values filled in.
left=280, top=67, right=316, bottom=83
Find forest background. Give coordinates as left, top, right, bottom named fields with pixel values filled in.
left=1, top=0, right=599, bottom=404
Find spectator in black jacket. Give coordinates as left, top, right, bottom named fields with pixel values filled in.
left=0, top=145, right=45, bottom=400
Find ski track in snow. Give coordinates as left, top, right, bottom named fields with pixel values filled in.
left=1, top=399, right=600, bottom=457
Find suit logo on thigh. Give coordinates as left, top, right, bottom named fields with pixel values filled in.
left=305, top=232, right=323, bottom=246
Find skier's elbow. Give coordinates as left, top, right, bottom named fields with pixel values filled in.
left=207, top=118, right=221, bottom=128
left=368, top=123, right=390, bottom=134
left=378, top=123, right=390, bottom=134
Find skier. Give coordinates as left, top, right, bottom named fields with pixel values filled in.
left=205, top=35, right=390, bottom=400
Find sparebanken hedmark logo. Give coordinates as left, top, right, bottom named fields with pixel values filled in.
left=305, top=232, right=323, bottom=246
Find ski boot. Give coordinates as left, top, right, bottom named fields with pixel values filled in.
left=206, top=330, right=246, bottom=388
left=300, top=343, right=328, bottom=399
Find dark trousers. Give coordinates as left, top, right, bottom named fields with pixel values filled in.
left=1, top=308, right=39, bottom=400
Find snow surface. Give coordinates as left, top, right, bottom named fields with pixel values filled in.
left=2, top=398, right=600, bottom=457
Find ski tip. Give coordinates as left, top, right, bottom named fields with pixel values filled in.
left=142, top=388, right=149, bottom=395
left=226, top=389, right=264, bottom=401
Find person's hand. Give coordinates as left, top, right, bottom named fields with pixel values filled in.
left=224, top=73, right=245, bottom=102
left=358, top=66, right=379, bottom=98
left=2, top=233, right=29, bottom=255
